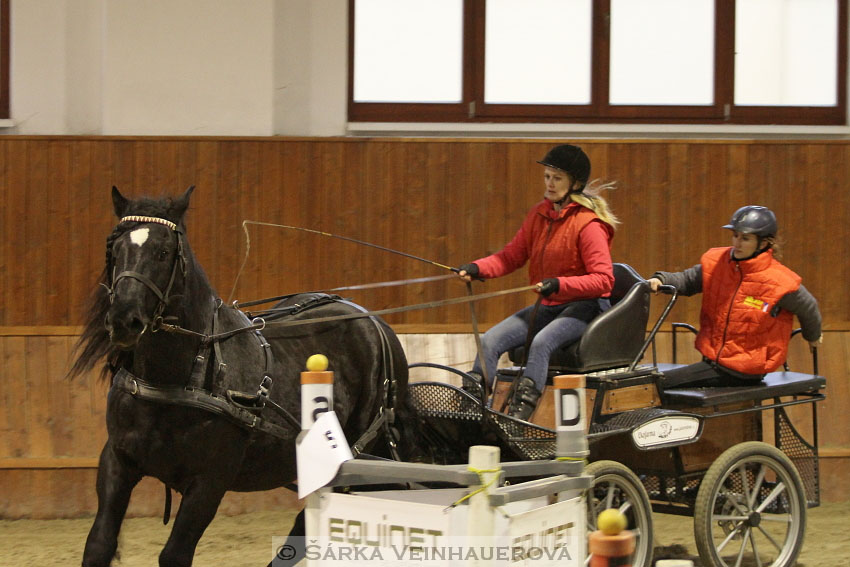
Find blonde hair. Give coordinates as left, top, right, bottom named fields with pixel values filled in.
left=569, top=179, right=620, bottom=229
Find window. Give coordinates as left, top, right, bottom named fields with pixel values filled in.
left=348, top=0, right=847, bottom=125
left=0, top=0, right=8, bottom=119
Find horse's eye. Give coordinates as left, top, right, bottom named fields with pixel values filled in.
left=158, top=249, right=169, bottom=261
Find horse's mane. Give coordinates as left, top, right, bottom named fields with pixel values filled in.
left=67, top=193, right=193, bottom=381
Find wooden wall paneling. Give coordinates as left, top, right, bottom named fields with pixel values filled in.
left=191, top=141, right=220, bottom=298
left=5, top=141, right=28, bottom=325
left=0, top=141, right=5, bottom=324
left=68, top=141, right=94, bottom=328
left=91, top=142, right=118, bottom=303
left=328, top=140, right=362, bottom=296
left=819, top=144, right=849, bottom=323
left=25, top=337, right=51, bottom=458
left=274, top=139, right=303, bottom=296
left=817, top=332, right=850, bottom=449
left=641, top=144, right=672, bottom=279
left=111, top=139, right=136, bottom=190
left=0, top=337, right=11, bottom=458
left=794, top=144, right=827, bottom=312
left=486, top=141, right=527, bottom=324
left=254, top=140, right=281, bottom=302
left=383, top=141, right=411, bottom=319
left=213, top=141, right=240, bottom=300
left=45, top=140, right=71, bottom=324
left=68, top=343, right=99, bottom=459
left=131, top=139, right=155, bottom=193
left=154, top=139, right=178, bottom=190
left=612, top=142, right=649, bottom=277
left=419, top=142, right=451, bottom=325
left=233, top=140, right=261, bottom=302
left=0, top=141, right=7, bottom=324
left=359, top=141, right=389, bottom=316
left=46, top=336, right=73, bottom=457
left=29, top=140, right=49, bottom=323
left=399, top=141, right=428, bottom=325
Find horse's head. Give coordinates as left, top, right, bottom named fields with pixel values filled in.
left=104, top=186, right=194, bottom=349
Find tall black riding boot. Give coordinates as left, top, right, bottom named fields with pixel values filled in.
left=507, top=376, right=541, bottom=421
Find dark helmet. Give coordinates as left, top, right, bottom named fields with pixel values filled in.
left=722, top=205, right=778, bottom=237
left=537, top=144, right=591, bottom=187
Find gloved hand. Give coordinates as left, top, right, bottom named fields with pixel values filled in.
left=457, top=263, right=479, bottom=278
left=539, top=278, right=559, bottom=297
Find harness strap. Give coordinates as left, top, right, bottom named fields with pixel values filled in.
left=335, top=298, right=402, bottom=460
left=111, top=368, right=295, bottom=441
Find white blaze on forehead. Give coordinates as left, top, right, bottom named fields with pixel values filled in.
left=130, top=228, right=150, bottom=247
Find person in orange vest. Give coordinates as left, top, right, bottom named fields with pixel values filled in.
left=648, top=205, right=822, bottom=388
left=457, top=144, right=619, bottom=419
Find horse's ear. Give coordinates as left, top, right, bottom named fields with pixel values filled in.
left=112, top=186, right=129, bottom=218
left=173, top=185, right=195, bottom=219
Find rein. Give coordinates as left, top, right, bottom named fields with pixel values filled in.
left=156, top=283, right=538, bottom=342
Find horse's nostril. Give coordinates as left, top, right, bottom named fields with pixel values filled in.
left=128, top=318, right=146, bottom=335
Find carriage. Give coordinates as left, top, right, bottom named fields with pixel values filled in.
left=405, top=263, right=826, bottom=567
left=78, top=189, right=823, bottom=567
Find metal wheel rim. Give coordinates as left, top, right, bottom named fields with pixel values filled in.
left=705, top=455, right=804, bottom=567
left=585, top=471, right=651, bottom=566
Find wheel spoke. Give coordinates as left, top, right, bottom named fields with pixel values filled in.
left=618, top=499, right=633, bottom=515
left=748, top=465, right=767, bottom=509
left=749, top=528, right=763, bottom=567
left=738, top=464, right=752, bottom=506
left=734, top=526, right=751, bottom=567
left=755, top=482, right=787, bottom=513
left=755, top=524, right=784, bottom=553
left=759, top=513, right=792, bottom=523
left=713, top=514, right=748, bottom=522
left=716, top=521, right=745, bottom=553
left=605, top=483, right=616, bottom=509
left=719, top=487, right=749, bottom=516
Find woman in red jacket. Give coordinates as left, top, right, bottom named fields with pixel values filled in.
left=648, top=205, right=822, bottom=388
left=458, top=144, right=618, bottom=420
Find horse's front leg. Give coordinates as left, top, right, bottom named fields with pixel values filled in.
left=82, top=440, right=142, bottom=567
left=158, top=474, right=232, bottom=567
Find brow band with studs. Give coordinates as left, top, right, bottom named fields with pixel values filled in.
left=119, top=216, right=177, bottom=231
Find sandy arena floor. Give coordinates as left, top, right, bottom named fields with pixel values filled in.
left=1, top=503, right=849, bottom=566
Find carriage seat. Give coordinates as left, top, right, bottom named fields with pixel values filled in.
left=508, top=263, right=650, bottom=374
left=660, top=368, right=826, bottom=407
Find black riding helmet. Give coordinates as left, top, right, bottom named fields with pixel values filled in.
left=537, top=144, right=591, bottom=190
left=722, top=205, right=778, bottom=237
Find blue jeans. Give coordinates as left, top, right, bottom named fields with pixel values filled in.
left=472, top=298, right=609, bottom=392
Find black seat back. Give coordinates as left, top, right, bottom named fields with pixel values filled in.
left=508, top=263, right=650, bottom=373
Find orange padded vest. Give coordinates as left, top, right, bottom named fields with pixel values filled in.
left=696, top=247, right=801, bottom=374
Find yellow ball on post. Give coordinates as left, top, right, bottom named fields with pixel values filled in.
left=305, top=354, right=329, bottom=372
left=596, top=508, right=627, bottom=535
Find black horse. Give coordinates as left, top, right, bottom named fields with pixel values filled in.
left=70, top=186, right=410, bottom=567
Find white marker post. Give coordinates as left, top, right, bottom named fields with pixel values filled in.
left=300, top=354, right=334, bottom=567
left=468, top=445, right=501, bottom=567
left=553, top=375, right=589, bottom=460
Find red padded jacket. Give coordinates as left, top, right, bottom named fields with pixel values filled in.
left=696, top=247, right=802, bottom=374
left=473, top=200, right=614, bottom=306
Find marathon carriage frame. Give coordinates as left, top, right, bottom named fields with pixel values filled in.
left=406, top=263, right=826, bottom=567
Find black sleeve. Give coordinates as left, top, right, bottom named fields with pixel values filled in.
left=777, top=284, right=822, bottom=342
left=651, top=264, right=703, bottom=296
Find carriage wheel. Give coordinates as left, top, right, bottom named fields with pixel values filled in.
left=585, top=460, right=654, bottom=567
left=694, top=442, right=807, bottom=567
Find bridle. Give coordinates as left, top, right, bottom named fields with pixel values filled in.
left=104, top=215, right=187, bottom=330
